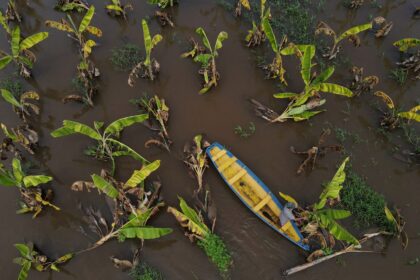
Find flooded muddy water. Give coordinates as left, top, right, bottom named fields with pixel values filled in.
left=0, top=0, right=419, bottom=279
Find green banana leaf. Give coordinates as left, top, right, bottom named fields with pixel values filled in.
left=393, top=38, right=420, bottom=52
left=79, top=5, right=95, bottom=33
left=142, top=19, right=162, bottom=66
left=398, top=105, right=420, bottom=122
left=118, top=226, right=172, bottom=240
left=318, top=213, right=359, bottom=245
left=214, top=31, right=228, bottom=53
left=11, top=26, right=21, bottom=57
left=335, top=23, right=372, bottom=43
left=315, top=83, right=353, bottom=97
left=262, top=19, right=278, bottom=53
left=300, top=45, right=315, bottom=86
left=292, top=110, right=325, bottom=121
left=51, top=120, right=102, bottom=140
left=1, top=88, right=21, bottom=108
left=0, top=56, right=13, bottom=70
left=124, top=160, right=160, bottom=188
left=12, top=158, right=24, bottom=184
left=19, top=32, right=49, bottom=51
left=108, top=138, right=148, bottom=163
left=23, top=175, right=53, bottom=188
left=104, top=114, right=148, bottom=136
left=311, top=66, right=335, bottom=86
left=316, top=209, right=351, bottom=220
left=196, top=27, right=212, bottom=52
left=91, top=174, right=119, bottom=198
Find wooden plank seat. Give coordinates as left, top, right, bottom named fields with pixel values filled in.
left=219, top=157, right=237, bottom=172
left=212, top=149, right=227, bottom=161
left=252, top=193, right=272, bottom=212
left=227, top=169, right=247, bottom=185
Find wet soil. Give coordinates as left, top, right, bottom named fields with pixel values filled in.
left=0, top=0, right=419, bottom=279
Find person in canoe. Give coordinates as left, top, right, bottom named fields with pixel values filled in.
left=279, top=202, right=298, bottom=226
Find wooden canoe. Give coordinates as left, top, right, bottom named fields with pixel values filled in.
left=206, top=142, right=310, bottom=251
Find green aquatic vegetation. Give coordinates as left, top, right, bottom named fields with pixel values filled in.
left=55, top=0, right=89, bottom=13
left=0, top=77, right=23, bottom=96
left=234, top=122, right=256, bottom=138
left=50, top=115, right=149, bottom=174
left=407, top=257, right=420, bottom=266
left=129, top=263, right=164, bottom=280
left=183, top=135, right=210, bottom=194
left=261, top=45, right=353, bottom=123
left=71, top=161, right=172, bottom=250
left=168, top=197, right=232, bottom=274
left=333, top=127, right=363, bottom=144
left=341, top=170, right=395, bottom=232
left=390, top=68, right=408, bottom=85
left=0, top=158, right=59, bottom=217
left=147, top=0, right=176, bottom=9
left=245, top=0, right=270, bottom=47
left=315, top=21, right=372, bottom=60
left=0, top=25, right=49, bottom=78
left=111, top=44, right=142, bottom=71
left=106, top=0, right=133, bottom=19
left=182, top=27, right=228, bottom=94
left=0, top=123, right=38, bottom=156
left=14, top=243, right=73, bottom=280
left=128, top=19, right=163, bottom=85
left=1, top=88, right=39, bottom=122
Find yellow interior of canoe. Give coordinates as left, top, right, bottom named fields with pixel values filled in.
left=210, top=146, right=301, bottom=242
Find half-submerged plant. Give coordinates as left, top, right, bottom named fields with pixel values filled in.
left=393, top=38, right=420, bottom=80
left=1, top=123, right=38, bottom=157
left=234, top=0, right=250, bottom=17
left=147, top=0, right=177, bottom=27
left=183, top=135, right=210, bottom=195
left=315, top=21, right=372, bottom=59
left=0, top=26, right=48, bottom=78
left=51, top=115, right=149, bottom=174
left=71, top=161, right=172, bottom=251
left=3, top=0, right=21, bottom=23
left=168, top=197, right=232, bottom=274
left=252, top=45, right=353, bottom=123
left=0, top=158, right=59, bottom=217
left=291, top=129, right=342, bottom=175
left=131, top=95, right=172, bottom=151
left=106, top=0, right=133, bottom=19
left=55, top=0, right=89, bottom=13
left=245, top=0, right=270, bottom=47
left=128, top=19, right=163, bottom=86
left=374, top=91, right=420, bottom=130
left=14, top=243, right=73, bottom=280
left=182, top=27, right=228, bottom=94
left=147, top=0, right=177, bottom=9
left=261, top=19, right=288, bottom=84
left=1, top=88, right=39, bottom=122
left=349, top=66, right=379, bottom=96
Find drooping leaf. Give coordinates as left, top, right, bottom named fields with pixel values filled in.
left=19, top=32, right=49, bottom=51
left=292, top=110, right=324, bottom=121
left=239, top=0, right=250, bottom=10
left=104, top=114, right=148, bottom=136
left=54, top=253, right=73, bottom=264
left=12, top=158, right=24, bottom=184
left=91, top=174, right=119, bottom=198
left=300, top=45, right=315, bottom=86
left=85, top=26, right=102, bottom=37
left=79, top=5, right=95, bottom=33
left=0, top=168, right=17, bottom=187
left=0, top=56, right=13, bottom=70
left=196, top=27, right=212, bottom=52
left=14, top=243, right=30, bottom=257
left=106, top=5, right=124, bottom=12
left=314, top=157, right=349, bottom=210
left=51, top=120, right=101, bottom=140
left=17, top=260, right=31, bottom=280
left=393, top=38, right=420, bottom=52
left=288, top=99, right=326, bottom=116
left=336, top=23, right=372, bottom=43
left=262, top=19, right=278, bottom=53
left=1, top=88, right=21, bottom=108
left=278, top=192, right=298, bottom=206
left=374, top=91, right=395, bottom=109
left=194, top=53, right=212, bottom=66
left=124, top=160, right=160, bottom=188
left=45, top=21, right=74, bottom=33
left=118, top=226, right=172, bottom=241
left=398, top=107, right=420, bottom=122
left=273, top=92, right=299, bottom=99
left=316, top=83, right=353, bottom=97
left=23, top=175, right=53, bottom=188
left=312, top=66, right=335, bottom=86
left=83, top=40, right=96, bottom=58
left=109, top=139, right=148, bottom=163
left=168, top=206, right=210, bottom=237
left=214, top=31, right=228, bottom=53
left=319, top=213, right=359, bottom=245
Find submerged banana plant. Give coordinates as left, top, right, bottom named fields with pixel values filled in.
left=245, top=0, right=270, bottom=47
left=147, top=0, right=177, bottom=9
left=168, top=197, right=232, bottom=274
left=182, top=27, right=228, bottom=94
left=393, top=38, right=420, bottom=80
left=0, top=158, right=59, bottom=217
left=55, top=0, right=89, bottom=13
left=0, top=26, right=48, bottom=78
left=1, top=123, right=38, bottom=157
left=50, top=115, right=149, bottom=174
left=374, top=91, right=420, bottom=130
left=315, top=21, right=372, bottom=60
left=3, top=0, right=21, bottom=22
left=71, top=161, right=172, bottom=251
left=1, top=88, right=39, bottom=122
left=14, top=243, right=73, bottom=280
left=128, top=19, right=163, bottom=86
left=106, top=0, right=133, bottom=19
left=235, top=0, right=250, bottom=17
left=261, top=19, right=288, bottom=84
left=253, top=45, right=353, bottom=123
left=349, top=66, right=379, bottom=96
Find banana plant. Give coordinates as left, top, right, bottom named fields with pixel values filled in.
left=1, top=123, right=38, bottom=155
left=168, top=197, right=232, bottom=273
left=0, top=158, right=59, bottom=217
left=4, top=0, right=21, bottom=23
left=1, top=88, right=39, bottom=122
left=393, top=38, right=420, bottom=52
left=393, top=38, right=420, bottom=80
left=128, top=19, right=163, bottom=86
left=106, top=0, right=133, bottom=19
left=374, top=91, right=420, bottom=130
left=0, top=26, right=48, bottom=78
left=267, top=44, right=353, bottom=123
left=71, top=161, right=172, bottom=251
left=50, top=115, right=149, bottom=174
left=182, top=27, right=228, bottom=94
left=55, top=0, right=89, bottom=13
left=235, top=0, right=250, bottom=17
left=45, top=6, right=102, bottom=49
left=245, top=0, right=270, bottom=47
left=261, top=19, right=288, bottom=84
left=14, top=243, right=72, bottom=280
left=147, top=0, right=176, bottom=9
left=315, top=21, right=372, bottom=60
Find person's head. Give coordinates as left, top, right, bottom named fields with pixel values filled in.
left=285, top=202, right=296, bottom=210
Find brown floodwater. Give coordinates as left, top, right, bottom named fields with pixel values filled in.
left=0, top=0, right=419, bottom=279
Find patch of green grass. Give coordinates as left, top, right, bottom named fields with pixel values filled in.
left=197, top=234, right=232, bottom=274
left=390, top=68, right=408, bottom=85
left=111, top=44, right=143, bottom=71
left=333, top=127, right=365, bottom=144
left=234, top=122, right=256, bottom=138
left=0, top=77, right=24, bottom=96
left=129, top=263, right=164, bottom=280
left=341, top=170, right=395, bottom=232
left=401, top=123, right=420, bottom=153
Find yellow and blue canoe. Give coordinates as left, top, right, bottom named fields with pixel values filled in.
left=206, top=142, right=310, bottom=251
